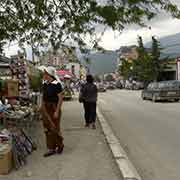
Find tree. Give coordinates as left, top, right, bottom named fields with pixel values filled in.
left=133, top=54, right=156, bottom=83
left=151, top=36, right=163, bottom=81
left=66, top=47, right=79, bottom=63
left=137, top=36, right=145, bottom=56
left=119, top=36, right=170, bottom=83
left=131, top=36, right=156, bottom=83
left=105, top=74, right=114, bottom=82
left=119, top=59, right=133, bottom=79
left=94, top=75, right=101, bottom=82
left=0, top=0, right=180, bottom=53
left=29, top=70, right=43, bottom=92
left=132, top=36, right=166, bottom=84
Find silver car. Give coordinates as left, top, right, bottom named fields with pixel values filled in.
left=141, top=81, right=180, bottom=102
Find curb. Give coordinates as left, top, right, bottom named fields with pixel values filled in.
left=97, top=107, right=142, bottom=180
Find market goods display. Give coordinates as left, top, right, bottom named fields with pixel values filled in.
left=0, top=54, right=41, bottom=174
left=10, top=59, right=30, bottom=98
left=0, top=98, right=38, bottom=174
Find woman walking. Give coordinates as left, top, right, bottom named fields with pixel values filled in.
left=41, top=67, right=64, bottom=157
left=79, top=75, right=98, bottom=129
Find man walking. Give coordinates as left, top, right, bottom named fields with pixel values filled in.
left=79, top=75, right=98, bottom=129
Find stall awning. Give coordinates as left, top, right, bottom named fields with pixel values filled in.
left=56, top=70, right=74, bottom=79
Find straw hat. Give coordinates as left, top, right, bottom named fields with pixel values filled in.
left=44, top=66, right=61, bottom=83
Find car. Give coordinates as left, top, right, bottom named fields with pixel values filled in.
left=97, top=83, right=107, bottom=92
left=106, top=82, right=116, bottom=90
left=141, top=80, right=180, bottom=102
left=125, top=81, right=133, bottom=90
left=132, top=81, right=144, bottom=90
left=115, top=80, right=123, bottom=89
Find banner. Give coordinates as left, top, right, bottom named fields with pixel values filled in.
left=177, top=57, right=180, bottom=80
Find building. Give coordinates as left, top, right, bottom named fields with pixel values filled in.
left=160, top=59, right=177, bottom=80
left=117, top=46, right=138, bottom=63
left=65, top=63, right=80, bottom=79
left=39, top=46, right=79, bottom=67
left=0, top=55, right=11, bottom=80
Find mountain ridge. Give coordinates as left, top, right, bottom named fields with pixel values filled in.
left=146, top=33, right=180, bottom=58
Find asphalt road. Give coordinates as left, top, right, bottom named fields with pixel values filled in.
left=98, top=90, right=180, bottom=180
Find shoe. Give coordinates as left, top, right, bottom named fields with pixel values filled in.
left=92, top=123, right=96, bottom=129
left=85, top=123, right=89, bottom=127
left=56, top=145, right=64, bottom=154
left=43, top=150, right=56, bottom=157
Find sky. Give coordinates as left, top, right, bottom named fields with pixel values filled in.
left=99, top=0, right=180, bottom=50
left=4, top=0, right=180, bottom=60
left=99, top=17, right=180, bottom=50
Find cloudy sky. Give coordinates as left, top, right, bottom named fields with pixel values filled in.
left=4, top=0, right=180, bottom=59
left=99, top=17, right=180, bottom=50
left=99, top=0, right=180, bottom=50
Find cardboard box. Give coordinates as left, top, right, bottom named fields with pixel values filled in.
left=0, top=145, right=12, bottom=175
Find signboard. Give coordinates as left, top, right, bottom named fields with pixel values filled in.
left=177, top=57, right=180, bottom=80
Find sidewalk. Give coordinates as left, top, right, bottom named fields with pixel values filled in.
left=1, top=98, right=121, bottom=180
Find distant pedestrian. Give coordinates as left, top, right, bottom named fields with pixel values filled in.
left=41, top=67, right=64, bottom=157
left=79, top=75, right=98, bottom=129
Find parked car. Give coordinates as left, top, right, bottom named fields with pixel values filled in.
left=97, top=83, right=107, bottom=92
left=141, top=80, right=180, bottom=102
left=106, top=82, right=116, bottom=90
left=115, top=80, right=123, bottom=89
left=125, top=81, right=133, bottom=90
left=133, top=81, right=144, bottom=90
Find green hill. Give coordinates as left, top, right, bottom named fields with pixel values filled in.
left=81, top=50, right=118, bottom=75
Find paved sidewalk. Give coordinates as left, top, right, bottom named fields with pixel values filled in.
left=1, top=98, right=121, bottom=180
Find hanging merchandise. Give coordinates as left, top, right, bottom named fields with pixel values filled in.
left=10, top=59, right=30, bottom=98
left=11, top=128, right=36, bottom=169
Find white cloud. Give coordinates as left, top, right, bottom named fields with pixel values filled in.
left=4, top=0, right=180, bottom=58
left=99, top=18, right=180, bottom=50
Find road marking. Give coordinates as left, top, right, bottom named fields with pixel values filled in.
left=97, top=107, right=142, bottom=180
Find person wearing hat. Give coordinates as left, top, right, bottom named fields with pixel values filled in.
left=41, top=67, right=64, bottom=157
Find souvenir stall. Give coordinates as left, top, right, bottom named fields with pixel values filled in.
left=0, top=59, right=38, bottom=174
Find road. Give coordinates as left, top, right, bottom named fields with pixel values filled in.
left=98, top=90, right=180, bottom=180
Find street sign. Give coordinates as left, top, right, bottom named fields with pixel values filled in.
left=177, top=57, right=180, bottom=80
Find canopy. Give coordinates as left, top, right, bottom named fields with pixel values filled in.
left=56, top=70, right=73, bottom=79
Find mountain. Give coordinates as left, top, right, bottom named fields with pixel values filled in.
left=81, top=50, right=118, bottom=75
left=146, top=33, right=180, bottom=59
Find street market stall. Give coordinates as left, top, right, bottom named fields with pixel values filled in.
left=0, top=94, right=38, bottom=174
left=0, top=58, right=39, bottom=174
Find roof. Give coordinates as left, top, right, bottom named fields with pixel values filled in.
left=0, top=55, right=11, bottom=64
